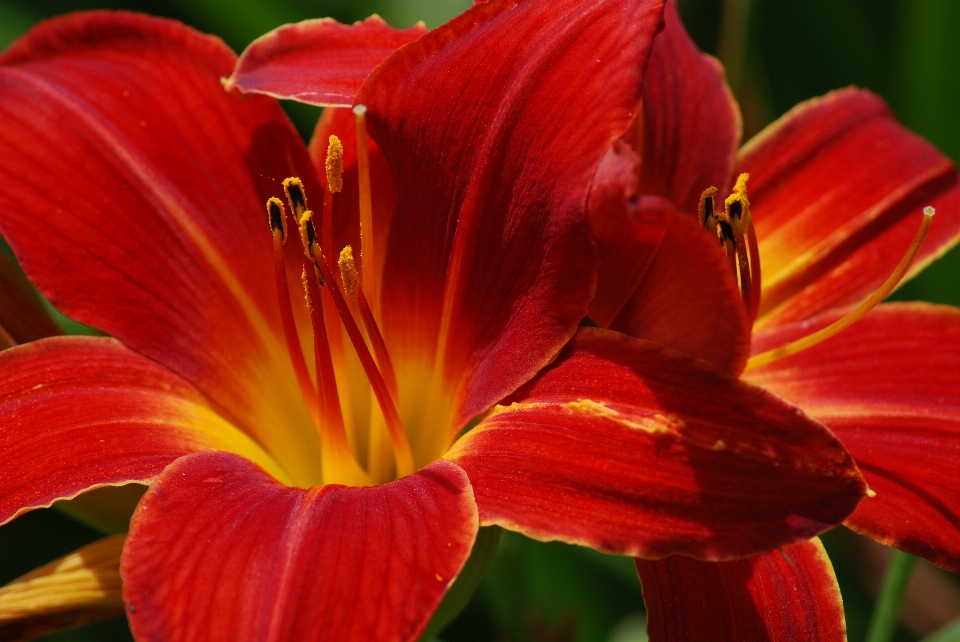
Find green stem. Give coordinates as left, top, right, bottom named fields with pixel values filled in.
left=920, top=616, right=960, bottom=642
left=865, top=549, right=918, bottom=642
left=717, top=0, right=753, bottom=97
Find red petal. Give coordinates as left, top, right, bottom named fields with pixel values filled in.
left=0, top=12, right=326, bottom=485
left=636, top=0, right=741, bottom=215
left=740, top=88, right=960, bottom=328
left=587, top=151, right=750, bottom=375
left=0, top=249, right=60, bottom=346
left=446, top=328, right=865, bottom=560
left=748, top=302, right=960, bottom=571
left=0, top=337, right=285, bottom=526
left=357, top=0, right=666, bottom=431
left=637, top=538, right=845, bottom=642
left=226, top=16, right=427, bottom=107
left=121, top=452, right=477, bottom=642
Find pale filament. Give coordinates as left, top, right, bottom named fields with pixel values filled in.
left=747, top=207, right=935, bottom=369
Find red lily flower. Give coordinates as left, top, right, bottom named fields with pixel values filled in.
left=0, top=1, right=869, bottom=639
left=576, top=2, right=960, bottom=639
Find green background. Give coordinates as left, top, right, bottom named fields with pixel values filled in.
left=1, top=0, right=958, bottom=640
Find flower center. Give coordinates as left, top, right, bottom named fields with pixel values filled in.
left=697, top=175, right=935, bottom=369
left=697, top=173, right=762, bottom=324
left=265, top=113, right=418, bottom=487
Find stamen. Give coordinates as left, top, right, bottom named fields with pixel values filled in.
left=267, top=198, right=319, bottom=427
left=322, top=136, right=379, bottom=472
left=268, top=196, right=287, bottom=242
left=725, top=173, right=762, bottom=321
left=319, top=142, right=350, bottom=427
left=296, top=210, right=370, bottom=486
left=698, top=186, right=719, bottom=230
left=321, top=138, right=342, bottom=278
left=702, top=174, right=761, bottom=318
left=747, top=207, right=934, bottom=369
left=721, top=173, right=754, bottom=316
left=743, top=220, right=763, bottom=324
left=325, top=135, right=344, bottom=194
left=283, top=177, right=308, bottom=219
left=297, top=208, right=323, bottom=286
left=727, top=172, right=750, bottom=211
left=339, top=245, right=359, bottom=300
left=715, top=216, right=739, bottom=278
left=353, top=104, right=379, bottom=322
left=307, top=219, right=415, bottom=478
left=340, top=245, right=400, bottom=402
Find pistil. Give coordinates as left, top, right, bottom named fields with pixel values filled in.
left=748, top=207, right=935, bottom=369
left=353, top=104, right=380, bottom=322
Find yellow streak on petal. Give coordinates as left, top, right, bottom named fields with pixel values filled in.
left=172, top=397, right=295, bottom=486
left=448, top=399, right=743, bottom=461
left=13, top=70, right=321, bottom=487
left=481, top=399, right=683, bottom=436
left=395, top=357, right=456, bottom=475
left=0, top=535, right=125, bottom=623
left=566, top=399, right=683, bottom=435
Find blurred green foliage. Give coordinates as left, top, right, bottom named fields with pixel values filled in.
left=1, top=0, right=958, bottom=640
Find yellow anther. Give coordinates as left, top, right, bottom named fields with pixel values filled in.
left=283, top=177, right=308, bottom=218
left=339, top=245, right=359, bottom=300
left=297, top=210, right=313, bottom=255
left=297, top=210, right=321, bottom=283
left=326, top=136, right=344, bottom=194
left=698, top=186, right=719, bottom=228
left=724, top=172, right=751, bottom=216
left=266, top=197, right=286, bottom=242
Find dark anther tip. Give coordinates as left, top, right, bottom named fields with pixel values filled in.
left=269, top=201, right=284, bottom=233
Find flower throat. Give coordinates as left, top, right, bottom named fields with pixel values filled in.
left=265, top=106, right=413, bottom=487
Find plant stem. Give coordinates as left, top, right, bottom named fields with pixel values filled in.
left=866, top=549, right=918, bottom=642
left=921, top=616, right=960, bottom=642
left=717, top=0, right=752, bottom=97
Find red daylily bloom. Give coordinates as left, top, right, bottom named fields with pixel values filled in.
left=586, top=2, right=960, bottom=639
left=0, top=1, right=869, bottom=640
